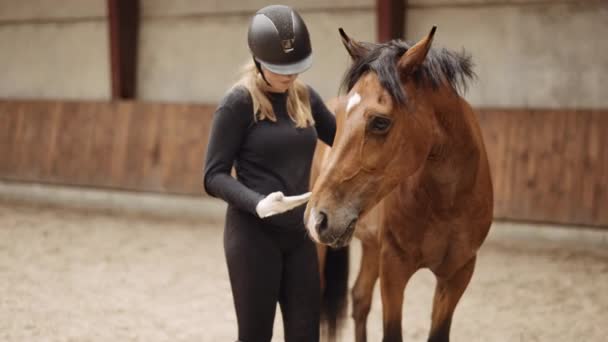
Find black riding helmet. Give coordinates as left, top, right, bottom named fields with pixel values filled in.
left=247, top=5, right=313, bottom=76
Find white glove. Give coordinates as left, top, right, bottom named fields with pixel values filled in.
left=255, top=191, right=312, bottom=218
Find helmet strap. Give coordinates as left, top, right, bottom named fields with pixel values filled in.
left=253, top=58, right=272, bottom=86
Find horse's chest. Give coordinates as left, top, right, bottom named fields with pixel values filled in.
left=387, top=217, right=449, bottom=263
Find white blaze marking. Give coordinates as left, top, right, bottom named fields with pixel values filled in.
left=306, top=207, right=320, bottom=242
left=346, top=92, right=361, bottom=113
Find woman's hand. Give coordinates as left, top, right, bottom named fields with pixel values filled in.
left=255, top=191, right=312, bottom=218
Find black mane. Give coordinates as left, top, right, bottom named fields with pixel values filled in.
left=340, top=40, right=475, bottom=106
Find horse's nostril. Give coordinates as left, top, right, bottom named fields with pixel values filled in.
left=316, top=211, right=328, bottom=235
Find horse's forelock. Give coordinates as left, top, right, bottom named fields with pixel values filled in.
left=341, top=42, right=408, bottom=107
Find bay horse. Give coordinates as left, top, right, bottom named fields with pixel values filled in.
left=308, top=27, right=494, bottom=342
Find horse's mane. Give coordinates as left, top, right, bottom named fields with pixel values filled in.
left=340, top=40, right=475, bottom=106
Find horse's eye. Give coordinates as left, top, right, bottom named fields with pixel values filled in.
left=368, top=116, right=392, bottom=134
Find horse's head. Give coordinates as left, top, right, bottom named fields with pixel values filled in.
left=305, top=27, right=473, bottom=247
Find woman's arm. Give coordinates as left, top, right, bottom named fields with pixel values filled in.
left=203, top=87, right=264, bottom=215
left=308, top=86, right=336, bottom=147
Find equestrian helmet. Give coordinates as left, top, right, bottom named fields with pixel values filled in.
left=247, top=5, right=313, bottom=75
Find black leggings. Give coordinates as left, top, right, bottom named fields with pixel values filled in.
left=224, top=206, right=320, bottom=342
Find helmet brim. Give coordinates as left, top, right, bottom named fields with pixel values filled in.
left=256, top=54, right=313, bottom=75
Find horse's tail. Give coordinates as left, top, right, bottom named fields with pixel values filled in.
left=321, top=245, right=349, bottom=341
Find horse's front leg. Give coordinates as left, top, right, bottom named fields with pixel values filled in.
left=428, top=255, right=477, bottom=342
left=380, top=237, right=416, bottom=342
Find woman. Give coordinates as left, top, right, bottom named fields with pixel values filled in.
left=203, top=5, right=336, bottom=342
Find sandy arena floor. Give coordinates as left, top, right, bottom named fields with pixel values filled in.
left=1, top=201, right=607, bottom=341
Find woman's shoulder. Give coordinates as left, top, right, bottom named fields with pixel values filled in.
left=219, top=85, right=253, bottom=110
left=215, top=85, right=255, bottom=125
left=304, top=84, right=323, bottom=102
left=303, top=84, right=326, bottom=109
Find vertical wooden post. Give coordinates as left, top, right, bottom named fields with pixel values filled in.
left=377, top=0, right=406, bottom=43
left=107, top=0, right=140, bottom=99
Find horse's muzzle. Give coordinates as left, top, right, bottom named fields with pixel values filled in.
left=328, top=218, right=358, bottom=248
left=306, top=206, right=358, bottom=247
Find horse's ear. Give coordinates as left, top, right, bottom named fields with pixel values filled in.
left=398, top=26, right=436, bottom=75
left=339, top=28, right=369, bottom=60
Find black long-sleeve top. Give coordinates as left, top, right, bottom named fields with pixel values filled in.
left=203, top=85, right=335, bottom=229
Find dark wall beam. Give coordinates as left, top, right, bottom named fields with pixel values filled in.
left=376, top=0, right=406, bottom=43
left=107, top=0, right=139, bottom=99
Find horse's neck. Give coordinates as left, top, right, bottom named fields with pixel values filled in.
left=417, top=93, right=480, bottom=206
left=434, top=100, right=477, bottom=159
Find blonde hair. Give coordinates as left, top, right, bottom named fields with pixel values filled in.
left=232, top=62, right=314, bottom=128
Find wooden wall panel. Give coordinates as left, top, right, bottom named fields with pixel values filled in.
left=0, top=102, right=17, bottom=176
left=88, top=102, right=120, bottom=188
left=0, top=100, right=606, bottom=227
left=477, top=109, right=607, bottom=227
left=156, top=104, right=211, bottom=193
left=0, top=100, right=215, bottom=195
left=53, top=102, right=97, bottom=184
